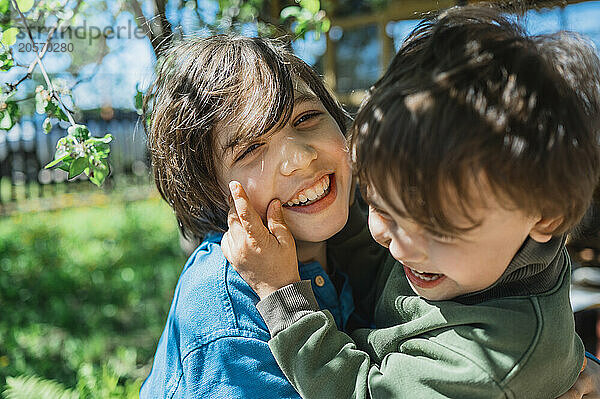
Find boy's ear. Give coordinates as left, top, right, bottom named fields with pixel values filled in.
left=529, top=215, right=564, bottom=243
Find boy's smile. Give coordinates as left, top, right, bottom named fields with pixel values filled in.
left=403, top=265, right=446, bottom=289
left=282, top=173, right=337, bottom=214
left=216, top=85, right=352, bottom=244
left=365, top=178, right=556, bottom=301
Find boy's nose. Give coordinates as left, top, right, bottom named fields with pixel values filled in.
left=389, top=231, right=428, bottom=264
left=279, top=137, right=318, bottom=176
left=368, top=212, right=393, bottom=248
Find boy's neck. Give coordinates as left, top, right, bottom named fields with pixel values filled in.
left=454, top=235, right=566, bottom=305
left=296, top=240, right=329, bottom=273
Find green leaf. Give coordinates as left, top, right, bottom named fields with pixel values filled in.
left=58, top=162, right=71, bottom=172
left=15, top=0, right=34, bottom=13
left=0, top=109, right=12, bottom=129
left=85, top=133, right=112, bottom=145
left=299, top=0, right=320, bottom=15
left=55, top=145, right=70, bottom=160
left=1, top=27, right=18, bottom=46
left=3, top=375, right=78, bottom=399
left=294, top=20, right=309, bottom=37
left=0, top=101, right=18, bottom=130
left=45, top=99, right=68, bottom=121
left=134, top=84, right=144, bottom=115
left=0, top=0, right=10, bottom=14
left=68, top=156, right=88, bottom=179
left=45, top=154, right=70, bottom=169
left=89, top=159, right=109, bottom=186
left=0, top=50, right=14, bottom=71
left=42, top=117, right=52, bottom=133
left=280, top=6, right=301, bottom=20
left=321, top=17, right=330, bottom=32
left=68, top=124, right=90, bottom=141
left=92, top=143, right=110, bottom=157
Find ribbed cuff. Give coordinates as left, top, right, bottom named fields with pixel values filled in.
left=257, top=280, right=320, bottom=337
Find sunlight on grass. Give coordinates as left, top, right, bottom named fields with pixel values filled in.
left=0, top=197, right=186, bottom=396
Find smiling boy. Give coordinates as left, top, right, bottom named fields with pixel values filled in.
left=140, top=35, right=376, bottom=398
left=216, top=79, right=352, bottom=246
left=225, top=5, right=600, bottom=398
left=365, top=175, right=562, bottom=302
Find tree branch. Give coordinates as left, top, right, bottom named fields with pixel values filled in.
left=152, top=0, right=173, bottom=56
left=8, top=0, right=84, bottom=93
left=10, top=0, right=76, bottom=126
left=127, top=0, right=156, bottom=49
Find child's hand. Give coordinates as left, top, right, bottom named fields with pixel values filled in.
left=221, top=181, right=300, bottom=300
left=557, top=357, right=600, bottom=398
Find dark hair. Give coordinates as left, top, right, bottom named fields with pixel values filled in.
left=352, top=4, right=600, bottom=236
left=144, top=34, right=349, bottom=239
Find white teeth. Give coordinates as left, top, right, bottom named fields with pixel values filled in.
left=287, top=201, right=294, bottom=206
left=306, top=188, right=318, bottom=200
left=285, top=175, right=332, bottom=206
left=410, top=269, right=442, bottom=281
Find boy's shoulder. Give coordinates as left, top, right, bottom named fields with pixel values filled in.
left=439, top=263, right=581, bottom=395
left=370, top=255, right=583, bottom=396
left=168, top=232, right=270, bottom=348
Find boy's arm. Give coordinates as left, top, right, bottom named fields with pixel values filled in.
left=257, top=285, right=505, bottom=399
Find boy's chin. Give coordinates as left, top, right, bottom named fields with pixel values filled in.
left=290, top=220, right=347, bottom=243
left=292, top=227, right=343, bottom=243
left=408, top=284, right=456, bottom=302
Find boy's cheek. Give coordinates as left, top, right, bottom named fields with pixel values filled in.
left=240, top=179, right=269, bottom=214
left=367, top=213, right=390, bottom=247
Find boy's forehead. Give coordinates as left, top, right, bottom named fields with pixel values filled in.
left=366, top=174, right=499, bottom=231
left=365, top=182, right=407, bottom=216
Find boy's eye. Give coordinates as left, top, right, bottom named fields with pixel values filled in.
left=293, top=111, right=322, bottom=127
left=428, top=230, right=456, bottom=243
left=235, top=143, right=264, bottom=162
left=370, top=205, right=393, bottom=221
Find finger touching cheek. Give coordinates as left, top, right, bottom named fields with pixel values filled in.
left=221, top=232, right=231, bottom=262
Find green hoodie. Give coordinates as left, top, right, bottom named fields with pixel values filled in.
left=258, top=202, right=584, bottom=398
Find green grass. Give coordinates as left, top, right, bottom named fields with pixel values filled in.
left=0, top=197, right=187, bottom=396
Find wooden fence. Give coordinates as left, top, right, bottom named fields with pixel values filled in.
left=0, top=111, right=151, bottom=212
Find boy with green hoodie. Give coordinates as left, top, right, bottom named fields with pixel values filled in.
left=223, top=5, right=600, bottom=398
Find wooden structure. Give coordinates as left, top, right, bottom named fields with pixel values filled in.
left=324, top=0, right=595, bottom=106
left=0, top=111, right=150, bottom=213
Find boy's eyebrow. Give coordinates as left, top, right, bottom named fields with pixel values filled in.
left=221, top=135, right=243, bottom=157
left=294, top=91, right=320, bottom=106
left=364, top=189, right=384, bottom=209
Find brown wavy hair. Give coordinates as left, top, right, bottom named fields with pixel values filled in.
left=352, top=4, right=600, bottom=236
left=143, top=35, right=349, bottom=239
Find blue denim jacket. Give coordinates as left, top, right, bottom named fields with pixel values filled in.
left=140, top=232, right=355, bottom=399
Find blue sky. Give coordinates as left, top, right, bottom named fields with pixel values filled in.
left=388, top=1, right=600, bottom=50
left=2, top=0, right=599, bottom=111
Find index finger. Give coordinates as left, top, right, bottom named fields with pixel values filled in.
left=229, top=181, right=267, bottom=236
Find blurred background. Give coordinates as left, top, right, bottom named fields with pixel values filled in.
left=1, top=0, right=600, bottom=396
